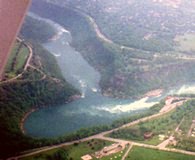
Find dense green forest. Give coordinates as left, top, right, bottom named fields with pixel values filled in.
left=31, top=0, right=195, bottom=98
left=0, top=42, right=79, bottom=158
left=0, top=17, right=79, bottom=158
left=21, top=16, right=57, bottom=43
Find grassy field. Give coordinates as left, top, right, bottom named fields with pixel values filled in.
left=126, top=146, right=195, bottom=160
left=5, top=40, right=29, bottom=78
left=100, top=147, right=127, bottom=160
left=20, top=139, right=115, bottom=160
left=175, top=33, right=195, bottom=52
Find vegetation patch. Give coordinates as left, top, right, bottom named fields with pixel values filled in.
left=20, top=139, right=112, bottom=160
left=4, top=41, right=29, bottom=78
left=109, top=99, right=195, bottom=146
left=175, top=33, right=195, bottom=52
left=0, top=41, right=79, bottom=159
left=21, top=16, right=57, bottom=43
left=126, top=146, right=195, bottom=160
left=174, top=100, right=195, bottom=152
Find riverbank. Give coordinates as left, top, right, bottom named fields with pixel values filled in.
left=20, top=108, right=37, bottom=134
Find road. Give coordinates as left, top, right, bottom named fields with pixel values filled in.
left=72, top=8, right=195, bottom=63
left=7, top=97, right=195, bottom=160
left=23, top=41, right=33, bottom=71
left=0, top=38, right=33, bottom=84
left=2, top=39, right=195, bottom=160
left=0, top=38, right=48, bottom=85
left=3, top=14, right=195, bottom=159
left=71, top=8, right=152, bottom=57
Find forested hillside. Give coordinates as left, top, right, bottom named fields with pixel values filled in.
left=0, top=17, right=79, bottom=158
left=31, top=0, right=195, bottom=98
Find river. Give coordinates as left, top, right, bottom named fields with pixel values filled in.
left=24, top=13, right=195, bottom=138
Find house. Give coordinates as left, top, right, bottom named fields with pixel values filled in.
left=144, top=132, right=153, bottom=139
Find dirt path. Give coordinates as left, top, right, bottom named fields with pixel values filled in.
left=0, top=39, right=33, bottom=84
left=23, top=42, right=33, bottom=71
left=0, top=39, right=48, bottom=85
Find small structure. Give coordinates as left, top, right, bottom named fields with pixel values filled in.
left=95, top=143, right=125, bottom=159
left=165, top=96, right=174, bottom=105
left=144, top=132, right=153, bottom=139
left=169, top=136, right=177, bottom=146
left=103, top=144, right=122, bottom=153
left=81, top=154, right=93, bottom=160
left=159, top=134, right=165, bottom=141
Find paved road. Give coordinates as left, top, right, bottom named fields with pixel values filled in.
left=8, top=98, right=195, bottom=160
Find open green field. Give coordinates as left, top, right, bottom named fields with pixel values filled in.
left=126, top=146, right=195, bottom=160
left=20, top=139, right=115, bottom=160
left=5, top=40, right=29, bottom=78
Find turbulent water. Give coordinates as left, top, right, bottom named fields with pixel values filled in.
left=24, top=13, right=195, bottom=138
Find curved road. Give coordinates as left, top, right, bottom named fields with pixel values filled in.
left=0, top=38, right=49, bottom=85
left=0, top=38, right=33, bottom=84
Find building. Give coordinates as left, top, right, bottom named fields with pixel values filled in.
left=144, top=132, right=153, bottom=139
left=95, top=143, right=125, bottom=158
left=0, top=0, right=31, bottom=80
left=81, top=154, right=93, bottom=160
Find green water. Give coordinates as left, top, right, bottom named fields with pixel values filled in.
left=24, top=13, right=164, bottom=138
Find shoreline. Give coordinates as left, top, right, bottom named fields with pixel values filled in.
left=20, top=108, right=37, bottom=134
left=20, top=94, right=81, bottom=135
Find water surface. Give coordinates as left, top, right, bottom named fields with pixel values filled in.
left=25, top=13, right=190, bottom=138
